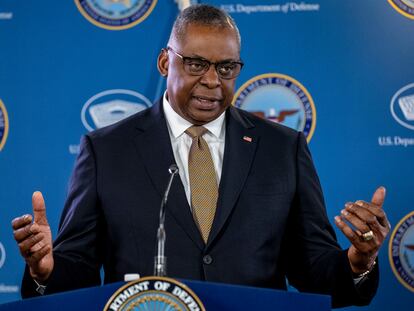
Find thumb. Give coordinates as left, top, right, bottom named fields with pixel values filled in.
left=32, top=191, right=49, bottom=226
left=371, top=186, right=386, bottom=207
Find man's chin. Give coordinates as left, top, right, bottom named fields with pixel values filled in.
left=187, top=110, right=221, bottom=125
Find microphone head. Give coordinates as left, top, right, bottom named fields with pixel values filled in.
left=168, top=164, right=179, bottom=175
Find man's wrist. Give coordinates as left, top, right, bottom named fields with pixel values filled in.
left=352, top=260, right=376, bottom=279
left=29, top=266, right=53, bottom=283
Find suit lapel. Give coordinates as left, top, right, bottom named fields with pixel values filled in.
left=132, top=101, right=205, bottom=250
left=207, top=107, right=258, bottom=247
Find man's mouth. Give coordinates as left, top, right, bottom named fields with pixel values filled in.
left=192, top=96, right=222, bottom=109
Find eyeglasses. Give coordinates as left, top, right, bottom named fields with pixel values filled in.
left=166, top=47, right=243, bottom=80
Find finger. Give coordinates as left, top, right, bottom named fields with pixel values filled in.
left=345, top=202, right=378, bottom=225
left=352, top=202, right=391, bottom=239
left=335, top=216, right=379, bottom=252
left=11, top=214, right=32, bottom=230
left=340, top=208, right=370, bottom=235
left=30, top=239, right=46, bottom=253
left=352, top=201, right=389, bottom=229
left=334, top=216, right=363, bottom=246
left=18, top=233, right=45, bottom=257
left=32, top=191, right=48, bottom=226
left=343, top=204, right=385, bottom=245
left=26, top=244, right=51, bottom=266
left=354, top=200, right=386, bottom=218
left=13, top=223, right=41, bottom=242
left=371, top=186, right=386, bottom=208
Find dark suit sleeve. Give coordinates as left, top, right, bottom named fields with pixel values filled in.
left=21, top=135, right=103, bottom=298
left=284, top=132, right=378, bottom=308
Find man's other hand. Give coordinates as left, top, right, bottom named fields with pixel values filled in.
left=12, top=191, right=54, bottom=282
left=334, top=187, right=391, bottom=275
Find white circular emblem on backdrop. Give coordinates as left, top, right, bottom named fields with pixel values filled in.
left=81, top=89, right=152, bottom=132
left=75, top=0, right=158, bottom=30
left=390, top=83, right=414, bottom=131
left=0, top=242, right=6, bottom=269
left=233, top=73, right=316, bottom=142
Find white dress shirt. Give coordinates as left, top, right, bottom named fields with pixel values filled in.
left=162, top=92, right=226, bottom=206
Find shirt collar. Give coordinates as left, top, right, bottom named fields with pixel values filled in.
left=163, top=91, right=226, bottom=139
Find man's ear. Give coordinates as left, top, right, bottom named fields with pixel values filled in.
left=157, top=49, right=169, bottom=77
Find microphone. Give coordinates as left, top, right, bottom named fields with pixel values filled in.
left=154, top=164, right=179, bottom=276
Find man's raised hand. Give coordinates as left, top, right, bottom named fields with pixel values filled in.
left=12, top=191, right=54, bottom=282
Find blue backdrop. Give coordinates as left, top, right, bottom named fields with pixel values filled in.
left=1, top=1, right=413, bottom=309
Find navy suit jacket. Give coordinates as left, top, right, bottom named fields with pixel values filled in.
left=22, top=100, right=378, bottom=307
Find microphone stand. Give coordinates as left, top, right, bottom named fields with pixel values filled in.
left=154, top=164, right=179, bottom=277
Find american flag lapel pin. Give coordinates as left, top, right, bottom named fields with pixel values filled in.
left=243, top=136, right=252, bottom=142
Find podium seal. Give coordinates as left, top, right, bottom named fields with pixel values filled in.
left=104, top=276, right=206, bottom=311
left=389, top=211, right=414, bottom=292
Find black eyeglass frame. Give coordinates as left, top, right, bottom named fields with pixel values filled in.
left=165, top=47, right=244, bottom=80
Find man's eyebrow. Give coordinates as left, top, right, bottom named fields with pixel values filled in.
left=186, top=53, right=208, bottom=60
left=188, top=53, right=240, bottom=63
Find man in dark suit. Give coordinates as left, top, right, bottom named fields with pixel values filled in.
left=12, top=4, right=390, bottom=308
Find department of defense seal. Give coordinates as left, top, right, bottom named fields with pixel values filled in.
left=104, top=276, right=205, bottom=311
left=389, top=211, right=414, bottom=292
left=388, top=0, right=414, bottom=19
left=0, top=99, right=9, bottom=151
left=75, top=0, right=157, bottom=30
left=233, top=73, right=316, bottom=142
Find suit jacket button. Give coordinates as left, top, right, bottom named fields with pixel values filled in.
left=203, top=255, right=213, bottom=265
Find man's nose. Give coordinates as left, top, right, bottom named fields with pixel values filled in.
left=199, top=65, right=221, bottom=88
